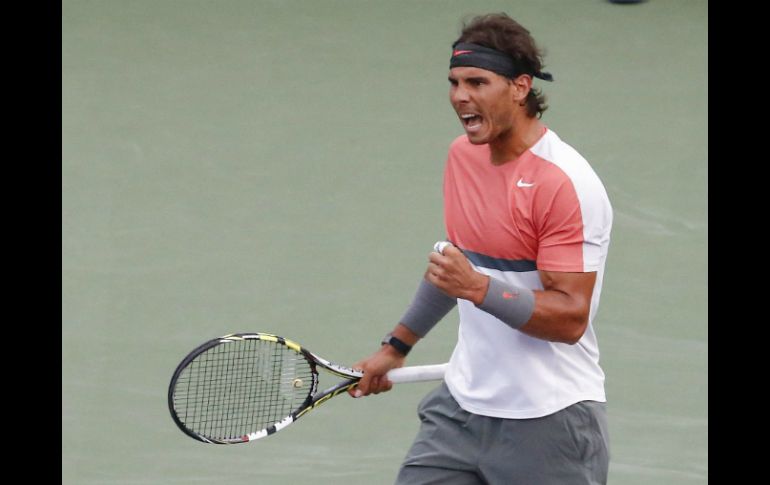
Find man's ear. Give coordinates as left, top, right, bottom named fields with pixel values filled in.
left=511, top=74, right=533, bottom=105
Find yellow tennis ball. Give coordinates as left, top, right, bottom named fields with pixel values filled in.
left=292, top=378, right=303, bottom=388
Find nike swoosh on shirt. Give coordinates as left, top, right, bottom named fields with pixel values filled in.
left=516, top=178, right=535, bottom=188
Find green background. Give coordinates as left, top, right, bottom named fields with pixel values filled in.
left=62, top=1, right=707, bottom=483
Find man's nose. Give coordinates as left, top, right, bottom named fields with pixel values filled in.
left=451, top=85, right=470, bottom=104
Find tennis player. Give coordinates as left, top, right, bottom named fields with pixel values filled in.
left=350, top=13, right=613, bottom=484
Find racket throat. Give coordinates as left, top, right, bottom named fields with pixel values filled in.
left=298, top=378, right=358, bottom=418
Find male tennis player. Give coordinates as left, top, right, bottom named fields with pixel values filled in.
left=350, top=13, right=612, bottom=484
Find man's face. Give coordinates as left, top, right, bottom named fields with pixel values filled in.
left=448, top=66, right=518, bottom=145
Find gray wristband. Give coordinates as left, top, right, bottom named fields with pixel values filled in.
left=399, top=278, right=457, bottom=337
left=477, top=277, right=535, bottom=330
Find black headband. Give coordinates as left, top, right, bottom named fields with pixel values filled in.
left=449, top=42, right=553, bottom=82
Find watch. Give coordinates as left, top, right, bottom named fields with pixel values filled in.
left=381, top=332, right=412, bottom=356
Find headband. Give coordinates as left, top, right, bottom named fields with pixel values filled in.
left=450, top=42, right=553, bottom=81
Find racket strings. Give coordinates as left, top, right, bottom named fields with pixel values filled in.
left=173, top=339, right=314, bottom=440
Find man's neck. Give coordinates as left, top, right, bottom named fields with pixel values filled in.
left=488, top=117, right=544, bottom=166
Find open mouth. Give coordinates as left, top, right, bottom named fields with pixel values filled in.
left=460, top=113, right=483, bottom=132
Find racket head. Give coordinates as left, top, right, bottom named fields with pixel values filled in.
left=168, top=333, right=318, bottom=444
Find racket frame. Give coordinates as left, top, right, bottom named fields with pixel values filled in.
left=168, top=332, right=367, bottom=444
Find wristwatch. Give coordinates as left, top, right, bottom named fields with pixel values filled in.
left=381, top=332, right=412, bottom=356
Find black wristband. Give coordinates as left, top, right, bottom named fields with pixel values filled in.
left=381, top=333, right=412, bottom=356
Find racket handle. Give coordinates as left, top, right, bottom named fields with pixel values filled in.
left=386, top=363, right=448, bottom=383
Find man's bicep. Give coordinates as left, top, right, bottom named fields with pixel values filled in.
left=520, top=270, right=596, bottom=344
left=538, top=270, right=596, bottom=304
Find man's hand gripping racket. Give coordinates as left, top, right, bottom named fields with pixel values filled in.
left=350, top=240, right=457, bottom=398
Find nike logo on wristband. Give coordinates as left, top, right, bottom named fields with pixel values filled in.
left=502, top=291, right=519, bottom=299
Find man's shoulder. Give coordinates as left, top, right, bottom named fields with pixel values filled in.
left=448, top=134, right=470, bottom=151
left=532, top=130, right=610, bottom=205
left=532, top=129, right=588, bottom=167
left=532, top=130, right=603, bottom=183
left=447, top=135, right=487, bottom=161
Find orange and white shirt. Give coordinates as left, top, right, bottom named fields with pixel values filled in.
left=443, top=128, right=613, bottom=419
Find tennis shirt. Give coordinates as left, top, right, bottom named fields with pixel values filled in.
left=443, top=128, right=613, bottom=419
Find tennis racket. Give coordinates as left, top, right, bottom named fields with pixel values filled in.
left=168, top=332, right=447, bottom=444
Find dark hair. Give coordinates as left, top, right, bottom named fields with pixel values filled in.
left=455, top=13, right=549, bottom=118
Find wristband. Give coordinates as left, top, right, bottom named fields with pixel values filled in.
left=476, top=277, right=535, bottom=330
left=381, top=332, right=412, bottom=356
left=399, top=278, right=457, bottom=337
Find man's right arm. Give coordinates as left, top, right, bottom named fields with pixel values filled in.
left=349, top=323, right=419, bottom=397
left=349, top=277, right=457, bottom=397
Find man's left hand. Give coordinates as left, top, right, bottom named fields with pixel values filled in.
left=425, top=243, right=489, bottom=305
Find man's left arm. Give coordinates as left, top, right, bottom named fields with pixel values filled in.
left=521, top=269, right=595, bottom=344
left=426, top=246, right=594, bottom=345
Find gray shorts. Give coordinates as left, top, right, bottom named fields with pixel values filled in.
left=396, top=382, right=609, bottom=485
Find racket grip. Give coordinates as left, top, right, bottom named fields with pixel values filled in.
left=386, top=363, right=448, bottom=383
